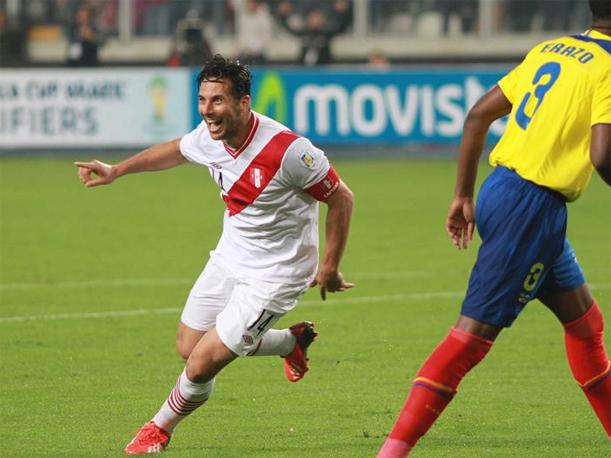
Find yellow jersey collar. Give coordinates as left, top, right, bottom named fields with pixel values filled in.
left=583, top=29, right=611, bottom=40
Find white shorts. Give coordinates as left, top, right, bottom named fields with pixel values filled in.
left=181, top=258, right=309, bottom=356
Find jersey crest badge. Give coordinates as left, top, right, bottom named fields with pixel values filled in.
left=250, top=167, right=264, bottom=188
left=300, top=151, right=315, bottom=168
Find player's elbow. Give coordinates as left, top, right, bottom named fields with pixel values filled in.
left=590, top=124, right=611, bottom=186
left=464, top=106, right=494, bottom=132
left=327, top=181, right=354, bottom=212
left=590, top=149, right=611, bottom=186
left=464, top=85, right=511, bottom=132
left=338, top=182, right=354, bottom=209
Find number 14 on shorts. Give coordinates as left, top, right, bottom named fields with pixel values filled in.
left=248, top=310, right=279, bottom=337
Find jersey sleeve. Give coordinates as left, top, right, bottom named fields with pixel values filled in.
left=497, top=66, right=520, bottom=104
left=592, top=69, right=611, bottom=125
left=282, top=137, right=340, bottom=201
left=497, top=45, right=540, bottom=104
left=179, top=121, right=209, bottom=165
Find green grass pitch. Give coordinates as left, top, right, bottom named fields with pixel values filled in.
left=0, top=156, right=609, bottom=457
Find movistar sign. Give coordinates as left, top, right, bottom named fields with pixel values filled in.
left=197, top=68, right=509, bottom=144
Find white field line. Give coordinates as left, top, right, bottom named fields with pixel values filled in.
left=0, top=307, right=182, bottom=323
left=1, top=284, right=610, bottom=324
left=0, top=272, right=431, bottom=291
left=0, top=291, right=462, bottom=323
left=1, top=269, right=610, bottom=291
left=0, top=278, right=193, bottom=291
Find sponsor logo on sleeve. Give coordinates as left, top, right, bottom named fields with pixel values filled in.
left=300, top=151, right=315, bottom=168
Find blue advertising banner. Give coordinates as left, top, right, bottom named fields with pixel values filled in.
left=191, top=68, right=511, bottom=144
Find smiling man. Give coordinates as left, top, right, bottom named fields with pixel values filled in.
left=75, top=55, right=354, bottom=454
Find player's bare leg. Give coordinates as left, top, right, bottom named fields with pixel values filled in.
left=177, top=322, right=318, bottom=382
left=538, top=283, right=593, bottom=323
left=378, top=316, right=500, bottom=457
left=125, top=329, right=236, bottom=454
left=539, top=285, right=611, bottom=438
left=176, top=322, right=206, bottom=360
left=185, top=327, right=238, bottom=382
left=454, top=315, right=502, bottom=340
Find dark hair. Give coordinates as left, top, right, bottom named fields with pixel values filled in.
left=590, top=0, right=611, bottom=20
left=197, top=54, right=251, bottom=100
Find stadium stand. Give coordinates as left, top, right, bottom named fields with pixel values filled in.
left=0, top=0, right=592, bottom=66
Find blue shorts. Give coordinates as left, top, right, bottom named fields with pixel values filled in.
left=461, top=167, right=586, bottom=328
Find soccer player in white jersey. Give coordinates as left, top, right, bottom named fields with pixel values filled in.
left=75, top=55, right=354, bottom=454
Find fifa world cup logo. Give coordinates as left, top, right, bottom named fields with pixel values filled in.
left=149, top=76, right=168, bottom=124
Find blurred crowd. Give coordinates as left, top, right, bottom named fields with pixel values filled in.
left=0, top=0, right=592, bottom=67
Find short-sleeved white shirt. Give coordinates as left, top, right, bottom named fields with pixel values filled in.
left=179, top=111, right=339, bottom=284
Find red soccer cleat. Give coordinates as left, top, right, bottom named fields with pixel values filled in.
left=124, top=421, right=171, bottom=455
left=283, top=321, right=318, bottom=382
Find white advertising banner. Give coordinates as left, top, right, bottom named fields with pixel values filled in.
left=0, top=68, right=191, bottom=147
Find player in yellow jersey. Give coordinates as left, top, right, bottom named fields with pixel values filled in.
left=378, top=1, right=611, bottom=456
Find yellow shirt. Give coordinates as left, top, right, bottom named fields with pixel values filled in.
left=490, top=30, right=611, bottom=201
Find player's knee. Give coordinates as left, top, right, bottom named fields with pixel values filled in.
left=186, top=340, right=236, bottom=383
left=176, top=326, right=205, bottom=360
left=176, top=339, right=192, bottom=361
left=564, top=300, right=604, bottom=339
left=185, top=359, right=210, bottom=383
left=186, top=354, right=225, bottom=383
left=176, top=332, right=196, bottom=360
left=416, top=327, right=494, bottom=392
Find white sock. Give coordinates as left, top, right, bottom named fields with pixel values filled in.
left=247, top=329, right=295, bottom=356
left=152, top=369, right=215, bottom=433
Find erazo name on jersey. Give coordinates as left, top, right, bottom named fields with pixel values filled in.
left=540, top=42, right=594, bottom=64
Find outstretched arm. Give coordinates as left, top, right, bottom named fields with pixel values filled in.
left=447, top=85, right=512, bottom=249
left=591, top=123, right=611, bottom=186
left=310, top=180, right=354, bottom=300
left=75, top=138, right=186, bottom=187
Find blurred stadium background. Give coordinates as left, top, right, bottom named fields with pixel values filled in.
left=2, top=0, right=596, bottom=155
left=0, top=0, right=593, bottom=66
left=0, top=0, right=596, bottom=153
left=1, top=1, right=610, bottom=457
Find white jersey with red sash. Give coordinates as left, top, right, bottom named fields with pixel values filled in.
left=179, top=111, right=340, bottom=284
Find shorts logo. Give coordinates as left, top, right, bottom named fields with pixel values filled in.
left=250, top=168, right=264, bottom=188
left=300, top=151, right=315, bottom=168
left=242, top=334, right=254, bottom=345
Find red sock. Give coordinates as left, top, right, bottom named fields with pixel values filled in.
left=564, top=300, right=611, bottom=436
left=386, top=328, right=493, bottom=448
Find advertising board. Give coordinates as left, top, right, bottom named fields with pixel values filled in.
left=0, top=69, right=191, bottom=147
left=241, top=68, right=509, bottom=144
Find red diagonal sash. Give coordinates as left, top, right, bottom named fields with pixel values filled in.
left=224, top=130, right=300, bottom=216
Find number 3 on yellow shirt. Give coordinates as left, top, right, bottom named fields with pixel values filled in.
left=515, top=62, right=562, bottom=130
